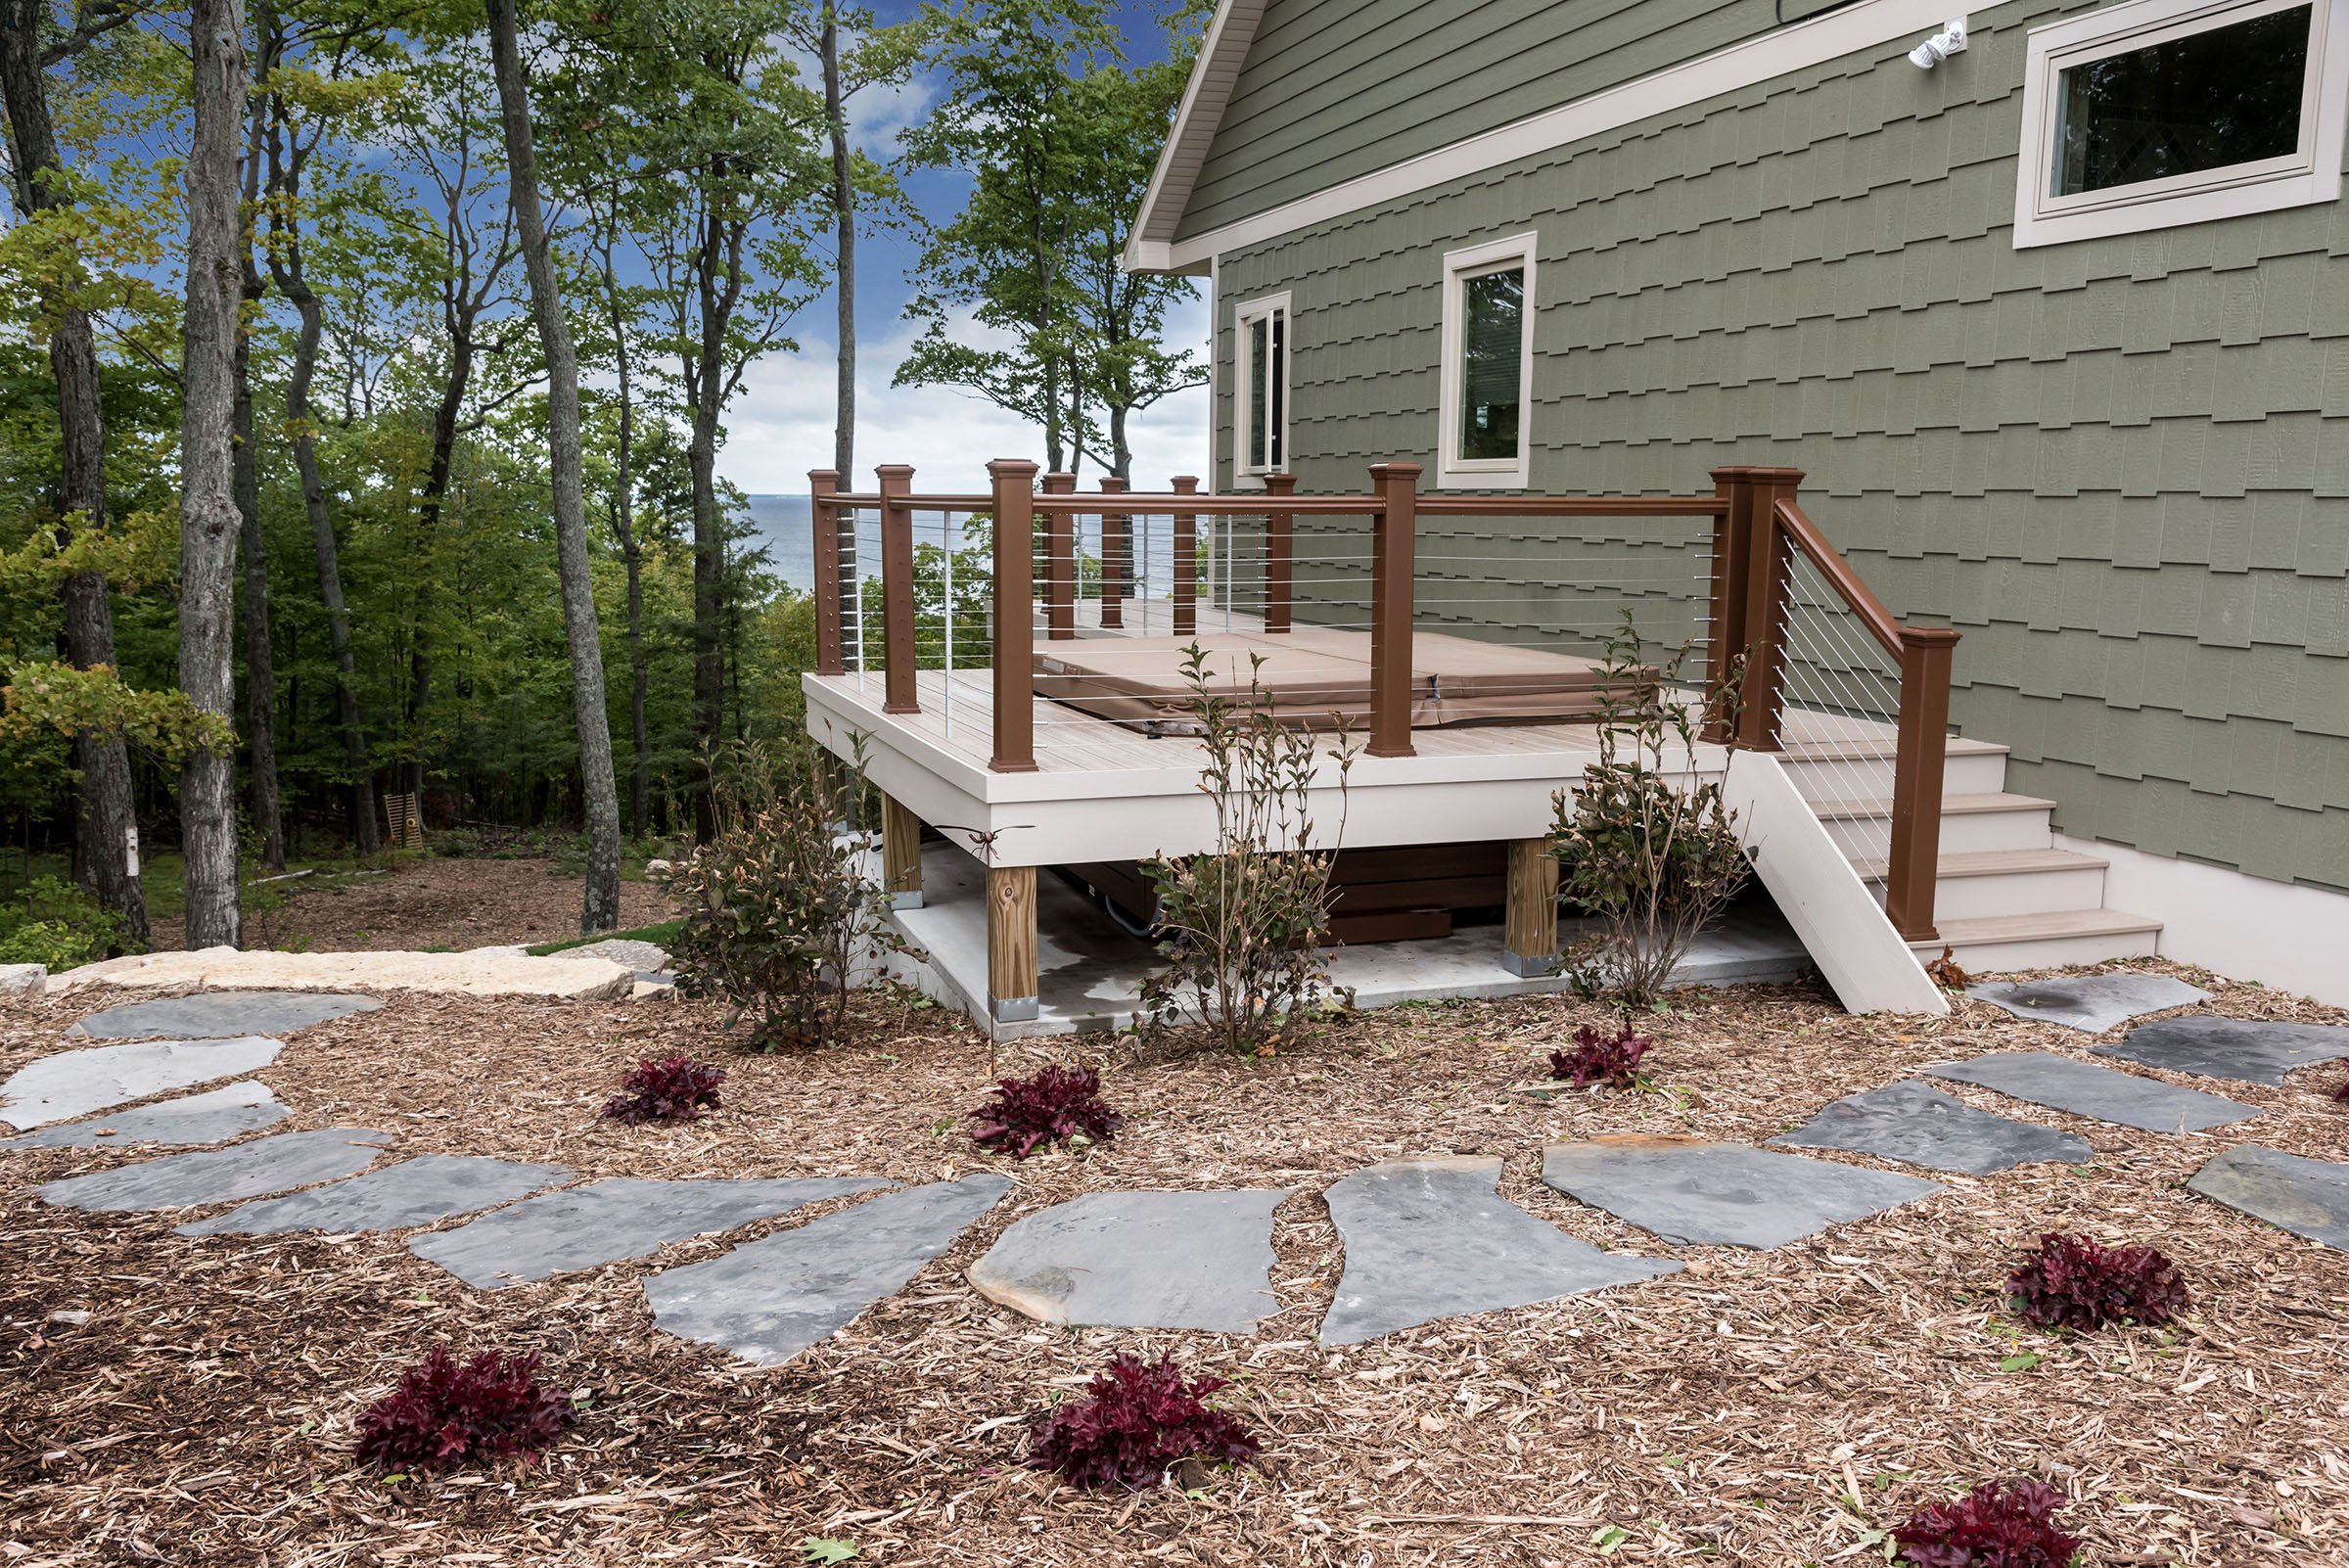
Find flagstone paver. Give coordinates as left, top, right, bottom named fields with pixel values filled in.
left=0, top=1037, right=283, bottom=1130
left=412, top=1176, right=896, bottom=1288
left=68, top=992, right=378, bottom=1040
left=1928, top=1051, right=2259, bottom=1133
left=968, top=1188, right=1291, bottom=1333
left=37, top=1129, right=392, bottom=1213
left=1317, top=1156, right=1679, bottom=1345
left=2188, top=1145, right=2349, bottom=1251
left=1770, top=1081, right=2094, bottom=1175
left=644, top=1174, right=1010, bottom=1365
left=1541, top=1136, right=1944, bottom=1249
left=178, top=1153, right=571, bottom=1237
left=1964, top=973, right=2209, bottom=1034
left=2096, top=1016, right=2349, bottom=1087
left=3, top=1081, right=289, bottom=1149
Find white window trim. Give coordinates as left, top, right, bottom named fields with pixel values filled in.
left=1231, top=290, right=1290, bottom=488
left=2012, top=0, right=2349, bottom=249
left=1437, top=234, right=1537, bottom=490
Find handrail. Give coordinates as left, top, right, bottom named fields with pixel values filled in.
left=1773, top=496, right=1906, bottom=658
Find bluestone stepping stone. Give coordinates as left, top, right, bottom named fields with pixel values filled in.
left=69, top=991, right=379, bottom=1040
left=1317, top=1156, right=1679, bottom=1346
left=37, top=1129, right=392, bottom=1213
left=0, top=1037, right=282, bottom=1130
left=2096, top=1016, right=2349, bottom=1087
left=1540, top=1136, right=1944, bottom=1249
left=2188, top=1145, right=2349, bottom=1251
left=3, top=1081, right=289, bottom=1149
left=177, top=1152, right=570, bottom=1237
left=412, top=1176, right=895, bottom=1288
left=1928, top=1051, right=2259, bottom=1133
left=644, top=1173, right=1009, bottom=1365
left=968, top=1188, right=1292, bottom=1333
left=1965, top=973, right=2209, bottom=1034
left=1770, top=1080, right=2093, bottom=1175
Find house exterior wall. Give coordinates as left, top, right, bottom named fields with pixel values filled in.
left=1203, top=0, right=2349, bottom=893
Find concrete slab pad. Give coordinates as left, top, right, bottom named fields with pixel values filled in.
left=2096, top=1016, right=2349, bottom=1087
left=412, top=1176, right=895, bottom=1287
left=1541, top=1136, right=1944, bottom=1249
left=643, top=1174, right=1010, bottom=1365
left=1770, top=1080, right=2093, bottom=1175
left=69, top=992, right=377, bottom=1040
left=177, top=1152, right=570, bottom=1236
left=1965, top=973, right=2209, bottom=1033
left=37, top=1129, right=392, bottom=1213
left=58, top=946, right=629, bottom=1001
left=1928, top=1051, right=2259, bottom=1133
left=3, top=1081, right=289, bottom=1149
left=2188, top=1145, right=2349, bottom=1251
left=1, top=1037, right=283, bottom=1129
left=967, top=1188, right=1291, bottom=1334
left=1318, top=1156, right=1679, bottom=1345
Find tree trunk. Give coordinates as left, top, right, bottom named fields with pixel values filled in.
left=180, top=0, right=248, bottom=949
left=601, top=245, right=650, bottom=839
left=234, top=95, right=284, bottom=872
left=406, top=337, right=474, bottom=804
left=822, top=6, right=854, bottom=480
left=487, top=0, right=622, bottom=934
left=0, top=0, right=150, bottom=944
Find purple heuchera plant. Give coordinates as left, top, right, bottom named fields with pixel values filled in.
left=968, top=1063, right=1124, bottom=1160
left=355, top=1346, right=575, bottom=1473
left=2006, top=1231, right=2189, bottom=1332
left=1546, top=1018, right=1655, bottom=1088
left=601, top=1055, right=726, bottom=1124
left=1026, top=1353, right=1261, bottom=1490
left=1891, top=1478, right=2083, bottom=1568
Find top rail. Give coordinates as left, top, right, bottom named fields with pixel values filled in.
left=1773, top=496, right=1906, bottom=658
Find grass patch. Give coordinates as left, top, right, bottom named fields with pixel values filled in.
left=526, top=918, right=686, bottom=957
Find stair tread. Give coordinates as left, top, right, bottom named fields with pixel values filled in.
left=1779, top=735, right=2009, bottom=763
left=1809, top=791, right=2057, bottom=820
left=1908, top=907, right=2163, bottom=948
left=1849, top=848, right=2107, bottom=880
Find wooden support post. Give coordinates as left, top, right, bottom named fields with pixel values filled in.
left=1042, top=470, right=1076, bottom=640
left=1885, top=626, right=1959, bottom=944
left=987, top=864, right=1038, bottom=1025
left=1704, top=466, right=1749, bottom=743
left=877, top=464, right=918, bottom=714
left=1709, top=465, right=1802, bottom=752
left=1366, top=461, right=1419, bottom=758
left=1263, top=472, right=1295, bottom=633
left=1172, top=475, right=1198, bottom=637
left=988, top=459, right=1038, bottom=772
left=809, top=469, right=845, bottom=676
left=1502, top=837, right=1560, bottom=977
left=1098, top=476, right=1128, bottom=628
left=879, top=791, right=923, bottom=908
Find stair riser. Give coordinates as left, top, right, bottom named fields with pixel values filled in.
left=1780, top=751, right=2009, bottom=801
left=1822, top=806, right=2054, bottom=860
left=1925, top=928, right=2160, bottom=975
left=1869, top=865, right=2109, bottom=922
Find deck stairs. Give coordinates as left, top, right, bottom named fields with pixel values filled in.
left=1775, top=723, right=2161, bottom=975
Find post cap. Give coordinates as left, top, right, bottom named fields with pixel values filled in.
left=1041, top=471, right=1077, bottom=493
left=1367, top=461, right=1424, bottom=481
left=874, top=464, right=915, bottom=483
left=987, top=457, right=1041, bottom=477
left=1098, top=475, right=1128, bottom=491
left=807, top=468, right=842, bottom=485
left=1171, top=475, right=1199, bottom=492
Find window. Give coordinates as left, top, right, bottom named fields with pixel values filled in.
left=1233, top=293, right=1289, bottom=478
left=2014, top=0, right=2348, bottom=248
left=1438, top=234, right=1536, bottom=488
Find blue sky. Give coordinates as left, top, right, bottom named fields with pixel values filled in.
left=723, top=0, right=1211, bottom=496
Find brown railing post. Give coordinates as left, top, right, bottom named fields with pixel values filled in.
left=1366, top=461, right=1418, bottom=759
left=1704, top=466, right=1750, bottom=743
left=1708, top=465, right=1803, bottom=752
left=1098, top=476, right=1128, bottom=628
left=1042, top=470, right=1077, bottom=640
left=1172, top=475, right=1198, bottom=637
left=988, top=459, right=1039, bottom=772
left=877, top=464, right=918, bottom=714
left=1263, top=472, right=1295, bottom=633
left=1886, top=625, right=1959, bottom=944
left=809, top=468, right=845, bottom=676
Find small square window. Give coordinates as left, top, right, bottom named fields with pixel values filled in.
left=1233, top=293, right=1289, bottom=478
left=1438, top=234, right=1537, bottom=488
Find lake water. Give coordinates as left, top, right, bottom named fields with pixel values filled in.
left=741, top=491, right=1195, bottom=600
left=742, top=494, right=816, bottom=592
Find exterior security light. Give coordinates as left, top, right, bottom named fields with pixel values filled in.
left=1911, top=18, right=1968, bottom=67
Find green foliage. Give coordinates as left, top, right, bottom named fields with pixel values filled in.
left=0, top=875, right=136, bottom=969
left=0, top=662, right=235, bottom=759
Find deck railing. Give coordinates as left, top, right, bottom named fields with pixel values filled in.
left=808, top=459, right=1957, bottom=941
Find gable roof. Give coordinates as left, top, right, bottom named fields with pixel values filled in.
left=1124, top=0, right=1266, bottom=276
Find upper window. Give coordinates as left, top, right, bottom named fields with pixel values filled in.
left=2014, top=0, right=2348, bottom=248
left=1438, top=234, right=1536, bottom=488
left=1234, top=293, right=1289, bottom=478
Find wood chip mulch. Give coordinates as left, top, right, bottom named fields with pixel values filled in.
left=3, top=957, right=2345, bottom=1566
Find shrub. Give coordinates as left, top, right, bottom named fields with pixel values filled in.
left=2006, top=1232, right=2189, bottom=1332
left=1026, top=1353, right=1260, bottom=1491
left=1550, top=612, right=1749, bottom=1008
left=354, top=1346, right=575, bottom=1473
left=968, top=1063, right=1123, bottom=1159
left=1545, top=1018, right=1655, bottom=1088
left=0, top=875, right=133, bottom=970
left=1137, top=645, right=1356, bottom=1054
left=601, top=1055, right=726, bottom=1124
left=1891, top=1478, right=2082, bottom=1568
left=664, top=734, right=907, bottom=1049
